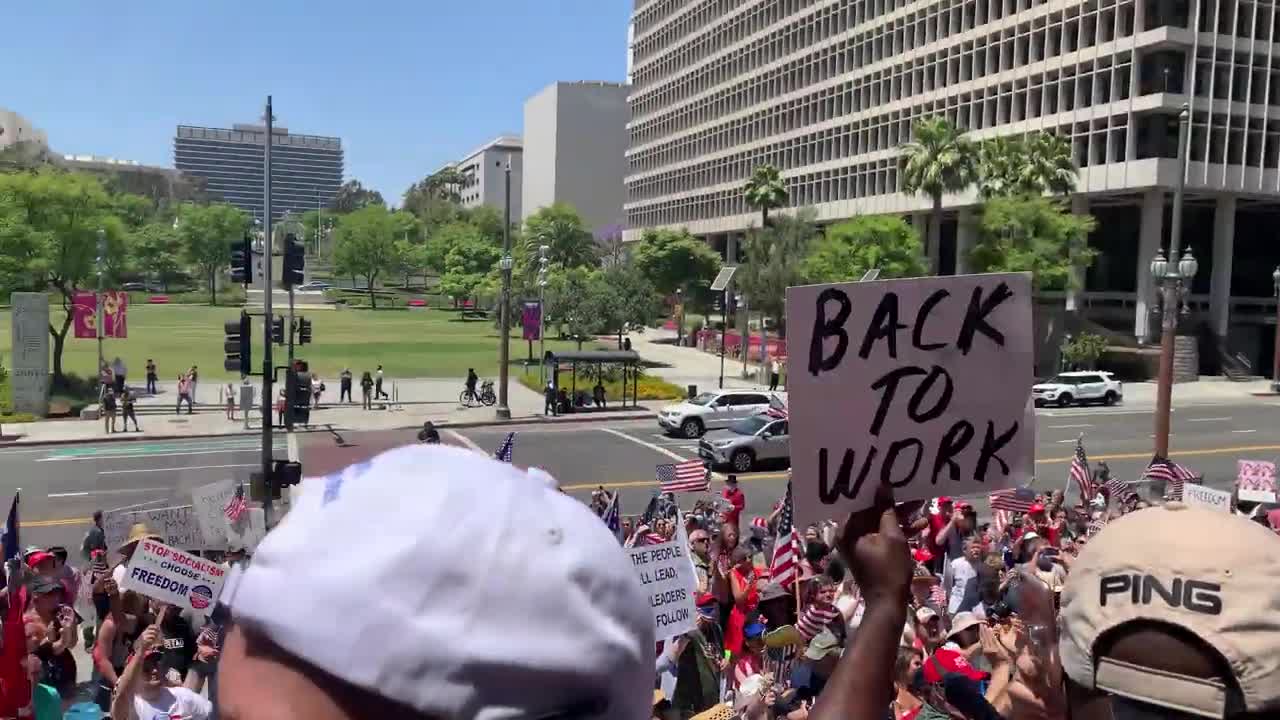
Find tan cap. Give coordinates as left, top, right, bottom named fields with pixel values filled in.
left=1060, top=503, right=1280, bottom=716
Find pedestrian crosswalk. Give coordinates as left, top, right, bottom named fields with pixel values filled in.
left=34, top=438, right=287, bottom=463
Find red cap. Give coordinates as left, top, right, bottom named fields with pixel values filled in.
left=937, top=496, right=954, bottom=505
left=1029, top=503, right=1046, bottom=514
left=912, top=548, right=934, bottom=563
left=955, top=501, right=973, bottom=511
left=922, top=647, right=989, bottom=683
left=751, top=516, right=768, bottom=530
left=695, top=592, right=718, bottom=608
left=24, top=551, right=54, bottom=569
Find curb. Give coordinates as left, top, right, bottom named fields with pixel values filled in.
left=0, top=409, right=658, bottom=448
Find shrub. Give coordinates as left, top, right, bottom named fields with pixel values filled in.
left=1061, top=332, right=1108, bottom=369
left=518, top=371, right=684, bottom=401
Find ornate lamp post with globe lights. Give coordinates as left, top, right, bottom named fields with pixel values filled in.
left=1272, top=266, right=1280, bottom=393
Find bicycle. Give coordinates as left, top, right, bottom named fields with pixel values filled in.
left=459, top=379, right=497, bottom=407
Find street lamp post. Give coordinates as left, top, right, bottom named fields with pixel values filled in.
left=95, top=229, right=106, bottom=375
left=719, top=291, right=727, bottom=389
left=675, top=288, right=684, bottom=346
left=1151, top=105, right=1198, bottom=458
left=496, top=158, right=513, bottom=420
left=1272, top=267, right=1280, bottom=393
left=738, top=292, right=749, bottom=379
left=538, top=245, right=549, bottom=386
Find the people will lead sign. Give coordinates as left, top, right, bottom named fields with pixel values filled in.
left=785, top=272, right=1036, bottom=523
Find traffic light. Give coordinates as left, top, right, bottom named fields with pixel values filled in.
left=283, top=234, right=305, bottom=287
left=286, top=363, right=311, bottom=427
left=223, top=312, right=251, bottom=375
left=271, top=315, right=285, bottom=345
left=297, top=317, right=312, bottom=345
left=230, top=234, right=252, bottom=286
left=273, top=460, right=302, bottom=487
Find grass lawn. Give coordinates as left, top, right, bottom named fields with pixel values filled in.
left=0, top=304, right=592, bottom=382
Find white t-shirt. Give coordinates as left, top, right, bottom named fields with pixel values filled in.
left=131, top=686, right=212, bottom=720
left=947, top=556, right=978, bottom=615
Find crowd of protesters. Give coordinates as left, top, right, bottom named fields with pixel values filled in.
left=5, top=442, right=1277, bottom=720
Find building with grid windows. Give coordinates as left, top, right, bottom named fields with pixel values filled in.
left=625, top=0, right=1280, bottom=374
left=174, top=124, right=343, bottom=221
left=438, top=136, right=524, bottom=219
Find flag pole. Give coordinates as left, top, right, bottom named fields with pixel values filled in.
left=1064, top=432, right=1082, bottom=501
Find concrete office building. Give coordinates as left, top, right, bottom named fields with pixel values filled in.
left=0, top=108, right=47, bottom=150
left=625, top=0, right=1280, bottom=374
left=174, top=123, right=343, bottom=221
left=441, top=136, right=524, bottom=219
left=522, top=81, right=630, bottom=231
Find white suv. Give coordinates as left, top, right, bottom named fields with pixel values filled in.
left=658, top=389, right=780, bottom=438
left=1032, top=371, right=1123, bottom=408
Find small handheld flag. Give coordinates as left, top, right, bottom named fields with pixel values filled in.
left=656, top=459, right=709, bottom=493
left=494, top=432, right=515, bottom=463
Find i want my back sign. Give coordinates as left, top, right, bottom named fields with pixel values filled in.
left=785, top=273, right=1035, bottom=523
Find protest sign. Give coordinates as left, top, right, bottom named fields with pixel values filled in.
left=225, top=507, right=267, bottom=552
left=1236, top=460, right=1278, bottom=503
left=120, top=539, right=227, bottom=614
left=104, top=505, right=204, bottom=551
left=785, top=273, right=1035, bottom=522
left=627, top=539, right=697, bottom=639
left=1183, top=484, right=1232, bottom=513
left=191, top=480, right=237, bottom=549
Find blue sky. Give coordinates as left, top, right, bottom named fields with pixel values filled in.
left=6, top=0, right=630, bottom=204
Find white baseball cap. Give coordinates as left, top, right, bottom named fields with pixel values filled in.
left=220, top=444, right=655, bottom=720
left=1060, top=503, right=1280, bottom=717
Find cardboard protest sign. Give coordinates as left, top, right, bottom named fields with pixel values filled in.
left=104, top=505, right=204, bottom=551
left=191, top=480, right=237, bottom=549
left=1183, top=484, right=1232, bottom=513
left=627, top=539, right=697, bottom=639
left=225, top=507, right=267, bottom=552
left=785, top=273, right=1035, bottom=522
left=120, top=539, right=227, bottom=614
left=1236, top=460, right=1278, bottom=503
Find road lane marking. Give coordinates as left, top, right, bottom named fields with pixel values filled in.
left=1048, top=424, right=1094, bottom=429
left=1233, top=429, right=1258, bottom=434
left=48, top=488, right=168, bottom=498
left=36, top=448, right=278, bottom=462
left=1185, top=417, right=1232, bottom=422
left=1036, top=444, right=1280, bottom=464
left=599, top=428, right=690, bottom=462
left=1055, top=439, right=1078, bottom=443
left=97, top=464, right=257, bottom=475
left=24, top=518, right=92, bottom=528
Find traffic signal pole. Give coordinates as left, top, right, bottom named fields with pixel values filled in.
left=260, top=95, right=276, bottom=529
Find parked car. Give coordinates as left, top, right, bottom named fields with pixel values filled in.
left=657, top=389, right=779, bottom=438
left=294, top=281, right=333, bottom=292
left=1032, top=371, right=1123, bottom=407
left=698, top=413, right=790, bottom=472
left=121, top=281, right=163, bottom=292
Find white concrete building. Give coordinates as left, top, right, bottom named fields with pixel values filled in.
left=441, top=136, right=523, bottom=219
left=0, top=108, right=47, bottom=150
left=522, top=81, right=630, bottom=231
left=625, top=0, right=1280, bottom=374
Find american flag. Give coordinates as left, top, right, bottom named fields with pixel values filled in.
left=224, top=485, right=248, bottom=523
left=989, top=486, right=1036, bottom=538
left=601, top=492, right=620, bottom=539
left=1144, top=458, right=1199, bottom=501
left=493, top=432, right=515, bottom=463
left=929, top=583, right=947, bottom=610
left=1102, top=475, right=1137, bottom=505
left=656, top=459, right=709, bottom=493
left=769, top=481, right=802, bottom=587
left=1069, top=438, right=1095, bottom=503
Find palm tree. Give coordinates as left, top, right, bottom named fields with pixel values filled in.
left=1021, top=132, right=1078, bottom=196
left=744, top=164, right=789, bottom=228
left=977, top=136, right=1027, bottom=199
left=900, top=117, right=979, bottom=272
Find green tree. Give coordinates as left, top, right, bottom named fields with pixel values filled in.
left=438, top=227, right=501, bottom=306
left=332, top=205, right=400, bottom=308
left=401, top=168, right=468, bottom=232
left=738, top=209, right=818, bottom=337
left=969, top=196, right=1097, bottom=291
left=900, top=117, right=978, bottom=271
left=977, top=132, right=1078, bottom=199
left=0, top=170, right=128, bottom=383
left=177, top=203, right=248, bottom=306
left=585, top=266, right=661, bottom=348
left=130, top=222, right=184, bottom=291
left=544, top=266, right=598, bottom=345
left=1022, top=131, right=1078, bottom=196
left=330, top=179, right=385, bottom=214
left=523, top=203, right=597, bottom=269
left=423, top=220, right=494, bottom=277
left=744, top=164, right=788, bottom=228
left=461, top=205, right=506, bottom=246
left=632, top=227, right=722, bottom=296
left=802, top=215, right=927, bottom=283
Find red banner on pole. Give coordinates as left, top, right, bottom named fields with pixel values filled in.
left=72, top=290, right=128, bottom=339
left=521, top=301, right=541, bottom=341
left=72, top=291, right=96, bottom=339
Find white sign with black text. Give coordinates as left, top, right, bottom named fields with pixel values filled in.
left=1182, top=484, right=1232, bottom=513
left=627, top=539, right=697, bottom=639
left=784, top=273, right=1035, bottom=523
left=120, top=539, right=228, bottom=615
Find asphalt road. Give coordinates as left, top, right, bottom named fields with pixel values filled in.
left=3, top=398, right=1278, bottom=553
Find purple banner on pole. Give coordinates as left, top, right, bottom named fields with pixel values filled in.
left=521, top=301, right=542, bottom=341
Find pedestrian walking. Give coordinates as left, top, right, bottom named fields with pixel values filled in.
left=544, top=380, right=556, bottom=416
left=110, top=356, right=127, bottom=394
left=120, top=387, right=141, bottom=431
left=276, top=389, right=287, bottom=426
left=360, top=371, right=374, bottom=410
left=768, top=357, right=782, bottom=391
left=176, top=374, right=193, bottom=414
left=145, top=358, right=157, bottom=395
left=375, top=364, right=389, bottom=399
left=311, top=374, right=324, bottom=406
left=339, top=368, right=353, bottom=403
left=102, top=391, right=118, bottom=433
left=187, top=365, right=200, bottom=404
left=225, top=381, right=237, bottom=421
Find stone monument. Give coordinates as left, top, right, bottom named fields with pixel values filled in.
left=9, top=293, right=50, bottom=416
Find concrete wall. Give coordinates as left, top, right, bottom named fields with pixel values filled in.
left=522, top=86, right=559, bottom=221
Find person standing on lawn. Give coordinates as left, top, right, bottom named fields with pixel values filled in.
left=145, top=359, right=157, bottom=395
left=374, top=365, right=389, bottom=400
left=360, top=371, right=374, bottom=410
left=176, top=374, right=193, bottom=415
left=120, top=387, right=141, bottom=432
left=187, top=365, right=199, bottom=405
left=339, top=368, right=353, bottom=403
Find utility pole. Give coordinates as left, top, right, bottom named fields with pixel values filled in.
left=260, top=96, right=276, bottom=528
left=95, top=229, right=106, bottom=375
left=496, top=158, right=513, bottom=419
